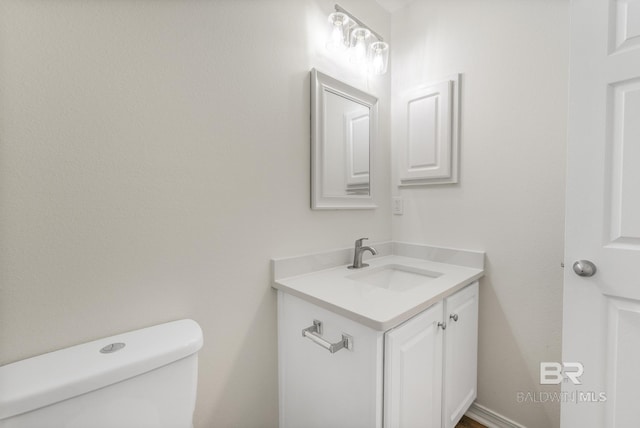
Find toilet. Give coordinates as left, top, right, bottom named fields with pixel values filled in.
left=0, top=319, right=203, bottom=428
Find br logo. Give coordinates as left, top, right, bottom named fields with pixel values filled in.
left=540, top=362, right=584, bottom=385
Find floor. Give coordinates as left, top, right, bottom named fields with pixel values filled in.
left=456, top=416, right=487, bottom=428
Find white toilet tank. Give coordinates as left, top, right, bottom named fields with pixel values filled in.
left=0, top=319, right=203, bottom=428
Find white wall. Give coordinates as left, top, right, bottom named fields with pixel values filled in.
left=390, top=1, right=568, bottom=427
left=0, top=1, right=390, bottom=426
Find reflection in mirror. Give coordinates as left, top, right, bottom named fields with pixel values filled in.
left=323, top=92, right=369, bottom=196
left=311, top=69, right=378, bottom=209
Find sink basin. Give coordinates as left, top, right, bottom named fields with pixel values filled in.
left=347, top=264, right=442, bottom=292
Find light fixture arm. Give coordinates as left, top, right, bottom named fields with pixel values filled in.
left=334, top=3, right=384, bottom=42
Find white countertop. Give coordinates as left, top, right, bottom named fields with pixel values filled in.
left=272, top=253, right=484, bottom=331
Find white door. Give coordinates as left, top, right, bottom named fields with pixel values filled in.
left=384, top=302, right=444, bottom=428
left=563, top=0, right=640, bottom=427
left=443, top=283, right=478, bottom=428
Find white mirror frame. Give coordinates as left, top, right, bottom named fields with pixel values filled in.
left=310, top=68, right=378, bottom=209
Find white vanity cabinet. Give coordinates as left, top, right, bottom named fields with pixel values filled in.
left=277, top=281, right=479, bottom=428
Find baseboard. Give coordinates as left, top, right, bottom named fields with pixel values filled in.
left=465, top=403, right=527, bottom=428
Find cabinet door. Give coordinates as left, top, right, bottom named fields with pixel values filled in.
left=384, top=302, right=444, bottom=428
left=443, top=282, right=479, bottom=428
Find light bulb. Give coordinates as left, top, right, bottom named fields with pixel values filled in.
left=368, top=41, right=389, bottom=75
left=372, top=52, right=384, bottom=74
left=326, top=12, right=350, bottom=52
left=350, top=27, right=371, bottom=64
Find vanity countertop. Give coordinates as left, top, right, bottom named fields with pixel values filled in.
left=272, top=252, right=484, bottom=331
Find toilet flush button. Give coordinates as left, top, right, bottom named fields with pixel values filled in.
left=100, top=342, right=126, bottom=354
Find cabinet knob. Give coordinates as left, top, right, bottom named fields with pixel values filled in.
left=437, top=322, right=446, bottom=330
left=449, top=314, right=459, bottom=322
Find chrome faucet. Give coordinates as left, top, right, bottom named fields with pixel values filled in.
left=348, top=238, right=378, bottom=269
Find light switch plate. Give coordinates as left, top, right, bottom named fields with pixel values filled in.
left=392, top=197, right=404, bottom=215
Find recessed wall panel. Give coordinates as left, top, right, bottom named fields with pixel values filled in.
left=408, top=95, right=438, bottom=169
left=398, top=78, right=456, bottom=184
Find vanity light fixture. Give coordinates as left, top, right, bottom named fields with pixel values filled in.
left=326, top=4, right=389, bottom=75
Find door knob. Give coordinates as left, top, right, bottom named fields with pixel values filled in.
left=572, top=260, right=597, bottom=277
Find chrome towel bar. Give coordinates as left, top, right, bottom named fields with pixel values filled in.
left=302, top=320, right=353, bottom=354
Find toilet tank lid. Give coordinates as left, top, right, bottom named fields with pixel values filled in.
left=0, top=319, right=203, bottom=420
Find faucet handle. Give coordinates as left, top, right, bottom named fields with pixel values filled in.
left=355, top=237, right=369, bottom=247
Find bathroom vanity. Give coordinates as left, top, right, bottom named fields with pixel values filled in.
left=272, top=242, right=484, bottom=428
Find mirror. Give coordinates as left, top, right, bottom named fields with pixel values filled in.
left=310, top=68, right=378, bottom=209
